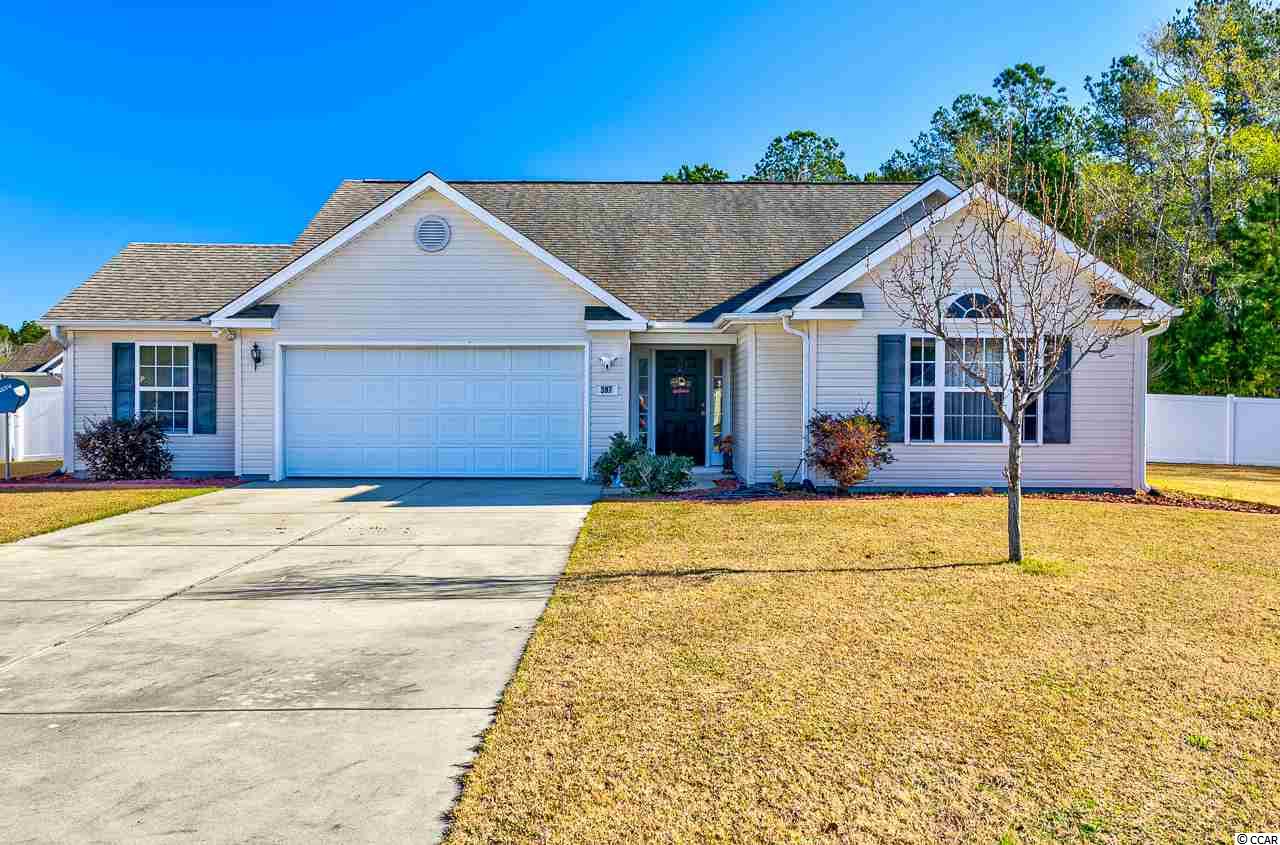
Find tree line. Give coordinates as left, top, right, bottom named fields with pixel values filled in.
left=664, top=0, right=1280, bottom=398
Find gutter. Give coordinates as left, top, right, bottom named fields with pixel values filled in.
left=1134, top=318, right=1173, bottom=493
left=780, top=313, right=810, bottom=482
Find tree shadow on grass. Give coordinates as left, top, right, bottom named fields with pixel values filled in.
left=564, top=559, right=1008, bottom=583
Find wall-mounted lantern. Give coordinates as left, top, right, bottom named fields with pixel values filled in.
left=250, top=343, right=263, bottom=371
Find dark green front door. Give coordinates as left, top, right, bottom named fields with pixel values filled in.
left=656, top=350, right=706, bottom=463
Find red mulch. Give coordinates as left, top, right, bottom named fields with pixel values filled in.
left=0, top=475, right=243, bottom=491
left=661, top=485, right=1280, bottom=515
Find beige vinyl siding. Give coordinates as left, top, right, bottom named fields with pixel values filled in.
left=238, top=329, right=275, bottom=477
left=732, top=327, right=754, bottom=483
left=751, top=323, right=804, bottom=484
left=238, top=189, right=603, bottom=477
left=811, top=294, right=1138, bottom=491
left=589, top=331, right=629, bottom=468
left=67, top=330, right=235, bottom=474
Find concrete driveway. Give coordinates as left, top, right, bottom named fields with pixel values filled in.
left=0, top=478, right=597, bottom=844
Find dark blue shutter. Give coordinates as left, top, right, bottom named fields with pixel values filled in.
left=111, top=343, right=135, bottom=421
left=877, top=334, right=906, bottom=443
left=193, top=344, right=217, bottom=434
left=1042, top=339, right=1071, bottom=443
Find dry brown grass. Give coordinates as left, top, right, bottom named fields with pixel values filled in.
left=1149, top=462, right=1280, bottom=508
left=445, top=497, right=1280, bottom=845
left=0, top=487, right=218, bottom=544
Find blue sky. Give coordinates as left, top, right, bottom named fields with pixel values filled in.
left=0, top=0, right=1182, bottom=328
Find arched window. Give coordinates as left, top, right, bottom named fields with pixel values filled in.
left=946, top=292, right=1001, bottom=319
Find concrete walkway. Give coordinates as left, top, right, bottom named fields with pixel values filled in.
left=0, top=478, right=598, bottom=844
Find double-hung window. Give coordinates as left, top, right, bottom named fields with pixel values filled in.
left=943, top=338, right=1003, bottom=443
left=137, top=344, right=192, bottom=434
left=908, top=338, right=936, bottom=441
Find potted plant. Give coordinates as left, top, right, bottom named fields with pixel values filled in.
left=715, top=434, right=735, bottom=475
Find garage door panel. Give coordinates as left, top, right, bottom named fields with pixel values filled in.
left=547, top=414, right=579, bottom=443
left=548, top=379, right=581, bottom=409
left=510, top=414, right=545, bottom=442
left=364, top=377, right=398, bottom=407
left=510, top=379, right=548, bottom=407
left=398, top=378, right=435, bottom=410
left=284, top=346, right=583, bottom=477
left=399, top=414, right=435, bottom=443
left=475, top=415, right=508, bottom=440
left=436, top=379, right=468, bottom=408
left=473, top=380, right=509, bottom=407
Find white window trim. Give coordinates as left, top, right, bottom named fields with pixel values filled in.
left=901, top=331, right=1044, bottom=448
left=135, top=341, right=194, bottom=437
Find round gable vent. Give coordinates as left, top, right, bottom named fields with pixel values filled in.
left=414, top=215, right=451, bottom=253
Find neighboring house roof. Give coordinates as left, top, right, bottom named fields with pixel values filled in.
left=42, top=179, right=921, bottom=324
left=0, top=334, right=65, bottom=372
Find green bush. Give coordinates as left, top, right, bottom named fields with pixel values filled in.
left=593, top=432, right=647, bottom=484
left=74, top=417, right=174, bottom=480
left=619, top=453, right=695, bottom=495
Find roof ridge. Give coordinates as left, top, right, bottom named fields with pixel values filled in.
left=126, top=242, right=293, bottom=248
left=351, top=178, right=926, bottom=187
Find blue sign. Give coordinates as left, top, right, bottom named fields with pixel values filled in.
left=0, top=378, right=31, bottom=414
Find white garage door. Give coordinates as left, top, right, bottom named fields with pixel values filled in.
left=283, top=346, right=584, bottom=477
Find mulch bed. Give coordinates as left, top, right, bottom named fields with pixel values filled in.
left=0, top=475, right=243, bottom=491
left=658, top=484, right=1280, bottom=515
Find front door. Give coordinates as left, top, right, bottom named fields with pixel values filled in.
left=656, top=350, right=706, bottom=464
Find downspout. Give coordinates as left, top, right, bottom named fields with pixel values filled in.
left=780, top=314, right=810, bottom=482
left=1135, top=319, right=1172, bottom=492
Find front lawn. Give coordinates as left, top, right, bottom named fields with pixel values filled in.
left=1149, top=462, right=1280, bottom=508
left=0, top=487, right=219, bottom=544
left=446, top=497, right=1279, bottom=844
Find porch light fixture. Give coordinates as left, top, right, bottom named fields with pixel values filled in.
left=599, top=354, right=619, bottom=370
left=250, top=343, right=263, bottom=371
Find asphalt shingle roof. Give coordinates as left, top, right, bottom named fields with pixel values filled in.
left=43, top=243, right=293, bottom=322
left=43, top=180, right=920, bottom=324
left=0, top=334, right=64, bottom=372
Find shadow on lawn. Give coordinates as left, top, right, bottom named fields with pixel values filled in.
left=564, top=559, right=1008, bottom=583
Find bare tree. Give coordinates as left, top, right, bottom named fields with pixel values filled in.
left=872, top=138, right=1168, bottom=561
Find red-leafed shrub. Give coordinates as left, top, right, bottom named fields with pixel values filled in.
left=74, top=417, right=174, bottom=480
left=804, top=407, right=895, bottom=490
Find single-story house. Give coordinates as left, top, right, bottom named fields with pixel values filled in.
left=40, top=172, right=1177, bottom=489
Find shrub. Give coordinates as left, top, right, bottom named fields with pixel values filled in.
left=772, top=469, right=787, bottom=491
left=593, top=432, right=646, bottom=484
left=804, top=407, right=895, bottom=490
left=619, top=453, right=695, bottom=495
left=74, top=417, right=174, bottom=480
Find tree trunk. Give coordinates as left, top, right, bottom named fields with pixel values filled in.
left=1006, top=421, right=1024, bottom=563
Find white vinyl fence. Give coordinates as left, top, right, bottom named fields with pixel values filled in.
left=1147, top=393, right=1280, bottom=467
left=5, top=386, right=63, bottom=462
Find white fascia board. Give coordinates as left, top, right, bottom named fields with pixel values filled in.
left=209, top=317, right=278, bottom=329
left=711, top=312, right=784, bottom=328
left=36, top=353, right=65, bottom=373
left=585, top=320, right=646, bottom=331
left=37, top=319, right=212, bottom=331
left=737, top=175, right=962, bottom=314
left=793, top=184, right=1177, bottom=316
left=790, top=308, right=864, bottom=320
left=1101, top=307, right=1183, bottom=322
left=646, top=321, right=732, bottom=332
left=210, top=172, right=647, bottom=324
